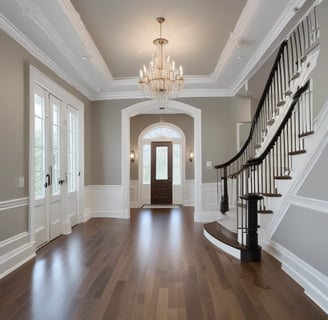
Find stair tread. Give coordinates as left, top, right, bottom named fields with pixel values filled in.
left=299, top=131, right=314, bottom=138
left=274, top=175, right=292, bottom=180
left=257, top=209, right=273, bottom=214
left=289, top=150, right=306, bottom=155
left=204, top=222, right=247, bottom=251
left=261, top=193, right=282, bottom=197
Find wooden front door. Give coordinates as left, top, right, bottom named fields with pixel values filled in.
left=151, top=141, right=172, bottom=204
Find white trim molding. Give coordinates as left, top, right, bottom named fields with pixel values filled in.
left=0, top=197, right=29, bottom=211
left=0, top=232, right=35, bottom=279
left=0, top=12, right=92, bottom=99
left=264, top=240, right=328, bottom=315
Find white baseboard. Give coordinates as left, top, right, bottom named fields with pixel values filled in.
left=0, top=232, right=35, bottom=279
left=92, top=209, right=125, bottom=219
left=263, top=240, right=328, bottom=315
left=83, top=208, right=92, bottom=222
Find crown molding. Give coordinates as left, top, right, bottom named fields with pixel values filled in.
left=212, top=0, right=261, bottom=81
left=57, top=0, right=113, bottom=82
left=230, top=0, right=307, bottom=95
left=0, top=12, right=92, bottom=100
left=16, top=0, right=99, bottom=91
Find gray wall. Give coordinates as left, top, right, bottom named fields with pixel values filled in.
left=91, top=99, right=144, bottom=185
left=0, top=29, right=91, bottom=240
left=130, top=114, right=194, bottom=180
left=298, top=142, right=328, bottom=201
left=179, top=97, right=251, bottom=182
left=91, top=96, right=251, bottom=185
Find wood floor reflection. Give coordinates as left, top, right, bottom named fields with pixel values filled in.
left=0, top=207, right=326, bottom=319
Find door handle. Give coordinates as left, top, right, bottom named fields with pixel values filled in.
left=58, top=179, right=65, bottom=185
left=44, top=174, right=51, bottom=188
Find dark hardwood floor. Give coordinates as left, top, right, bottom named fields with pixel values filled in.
left=0, top=207, right=326, bottom=320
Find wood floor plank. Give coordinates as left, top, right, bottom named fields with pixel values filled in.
left=0, top=207, right=327, bottom=320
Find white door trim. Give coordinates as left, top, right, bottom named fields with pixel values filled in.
left=121, top=100, right=202, bottom=220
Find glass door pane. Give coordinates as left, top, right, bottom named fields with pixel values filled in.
left=51, top=99, right=61, bottom=196
left=34, top=93, right=46, bottom=199
left=67, top=106, right=77, bottom=193
left=155, top=146, right=168, bottom=180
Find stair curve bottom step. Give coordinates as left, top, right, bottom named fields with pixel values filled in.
left=203, top=222, right=261, bottom=262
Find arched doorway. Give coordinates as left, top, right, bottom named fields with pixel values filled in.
left=138, top=123, right=186, bottom=206
left=121, top=100, right=202, bottom=220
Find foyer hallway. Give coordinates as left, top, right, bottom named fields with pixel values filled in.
left=0, top=207, right=326, bottom=320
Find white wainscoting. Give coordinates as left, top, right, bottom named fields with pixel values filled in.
left=0, top=232, right=35, bottom=279
left=89, top=185, right=125, bottom=219
left=83, top=185, right=92, bottom=222
left=0, top=197, right=35, bottom=279
left=184, top=180, right=195, bottom=206
left=85, top=181, right=230, bottom=221
left=197, top=183, right=221, bottom=222
left=130, top=180, right=139, bottom=208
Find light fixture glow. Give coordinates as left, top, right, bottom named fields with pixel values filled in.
left=139, top=17, right=184, bottom=104
left=130, top=150, right=135, bottom=163
left=189, top=150, right=194, bottom=162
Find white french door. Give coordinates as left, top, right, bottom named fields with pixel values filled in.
left=33, top=86, right=65, bottom=247
left=32, top=84, right=82, bottom=247
left=30, top=66, right=84, bottom=249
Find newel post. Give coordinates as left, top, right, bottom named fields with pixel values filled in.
left=240, top=193, right=262, bottom=262
left=220, top=167, right=229, bottom=214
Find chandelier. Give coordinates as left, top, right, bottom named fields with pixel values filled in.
left=139, top=17, right=184, bottom=104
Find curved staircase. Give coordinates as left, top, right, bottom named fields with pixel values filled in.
left=204, top=5, right=321, bottom=261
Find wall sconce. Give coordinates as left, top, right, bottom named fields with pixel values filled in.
left=189, top=149, right=194, bottom=162
left=130, top=150, right=135, bottom=163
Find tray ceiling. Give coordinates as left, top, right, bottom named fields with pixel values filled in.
left=0, top=0, right=308, bottom=100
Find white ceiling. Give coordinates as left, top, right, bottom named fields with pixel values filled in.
left=0, top=0, right=307, bottom=101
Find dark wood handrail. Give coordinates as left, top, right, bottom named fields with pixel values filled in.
left=215, top=41, right=288, bottom=170
left=247, top=80, right=310, bottom=167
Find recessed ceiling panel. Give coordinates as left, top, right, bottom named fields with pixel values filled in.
left=70, top=0, right=246, bottom=79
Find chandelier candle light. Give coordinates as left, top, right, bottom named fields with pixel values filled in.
left=139, top=17, right=184, bottom=104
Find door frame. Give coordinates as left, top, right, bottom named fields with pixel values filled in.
left=121, top=100, right=202, bottom=221
left=29, top=66, right=84, bottom=246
